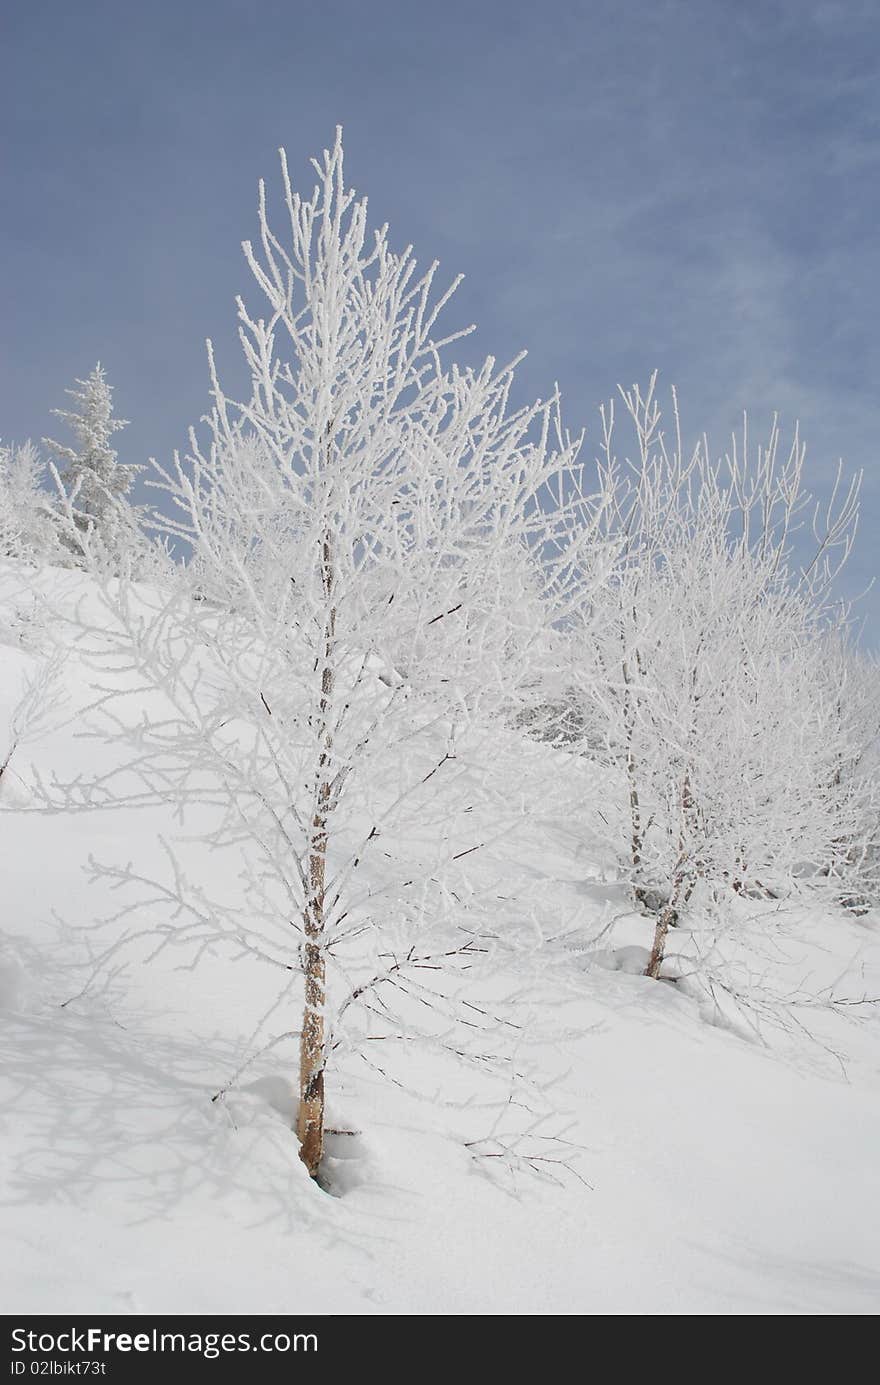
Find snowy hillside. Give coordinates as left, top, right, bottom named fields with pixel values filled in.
left=1, top=563, right=879, bottom=1316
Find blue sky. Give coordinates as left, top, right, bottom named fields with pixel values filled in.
left=2, top=0, right=878, bottom=638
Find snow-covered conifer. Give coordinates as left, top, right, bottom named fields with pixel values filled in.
left=0, top=440, right=59, bottom=563
left=44, top=365, right=138, bottom=560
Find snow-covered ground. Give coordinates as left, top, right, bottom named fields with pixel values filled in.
left=1, top=565, right=878, bottom=1316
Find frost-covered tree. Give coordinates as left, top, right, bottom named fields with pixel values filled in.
left=570, top=376, right=868, bottom=978
left=0, top=440, right=59, bottom=563
left=810, top=630, right=880, bottom=908
left=44, top=365, right=137, bottom=559
left=70, top=132, right=604, bottom=1178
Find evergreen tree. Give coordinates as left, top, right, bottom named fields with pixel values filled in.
left=44, top=365, right=137, bottom=554
left=0, top=440, right=59, bottom=562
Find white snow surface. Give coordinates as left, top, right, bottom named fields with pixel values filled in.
left=1, top=565, right=879, bottom=1316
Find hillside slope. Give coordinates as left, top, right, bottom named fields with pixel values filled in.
left=1, top=564, right=879, bottom=1315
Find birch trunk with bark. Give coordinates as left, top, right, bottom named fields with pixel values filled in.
left=297, top=531, right=336, bottom=1177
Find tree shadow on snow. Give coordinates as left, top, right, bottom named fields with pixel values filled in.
left=0, top=989, right=398, bottom=1265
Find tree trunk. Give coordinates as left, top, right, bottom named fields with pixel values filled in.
left=645, top=898, right=676, bottom=978
left=646, top=764, right=698, bottom=979
left=621, top=657, right=646, bottom=908
left=297, top=525, right=335, bottom=1178
left=297, top=919, right=326, bottom=1176
left=298, top=781, right=330, bottom=1176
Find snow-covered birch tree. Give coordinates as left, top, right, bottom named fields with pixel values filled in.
left=68, top=131, right=602, bottom=1178
left=570, top=376, right=867, bottom=978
